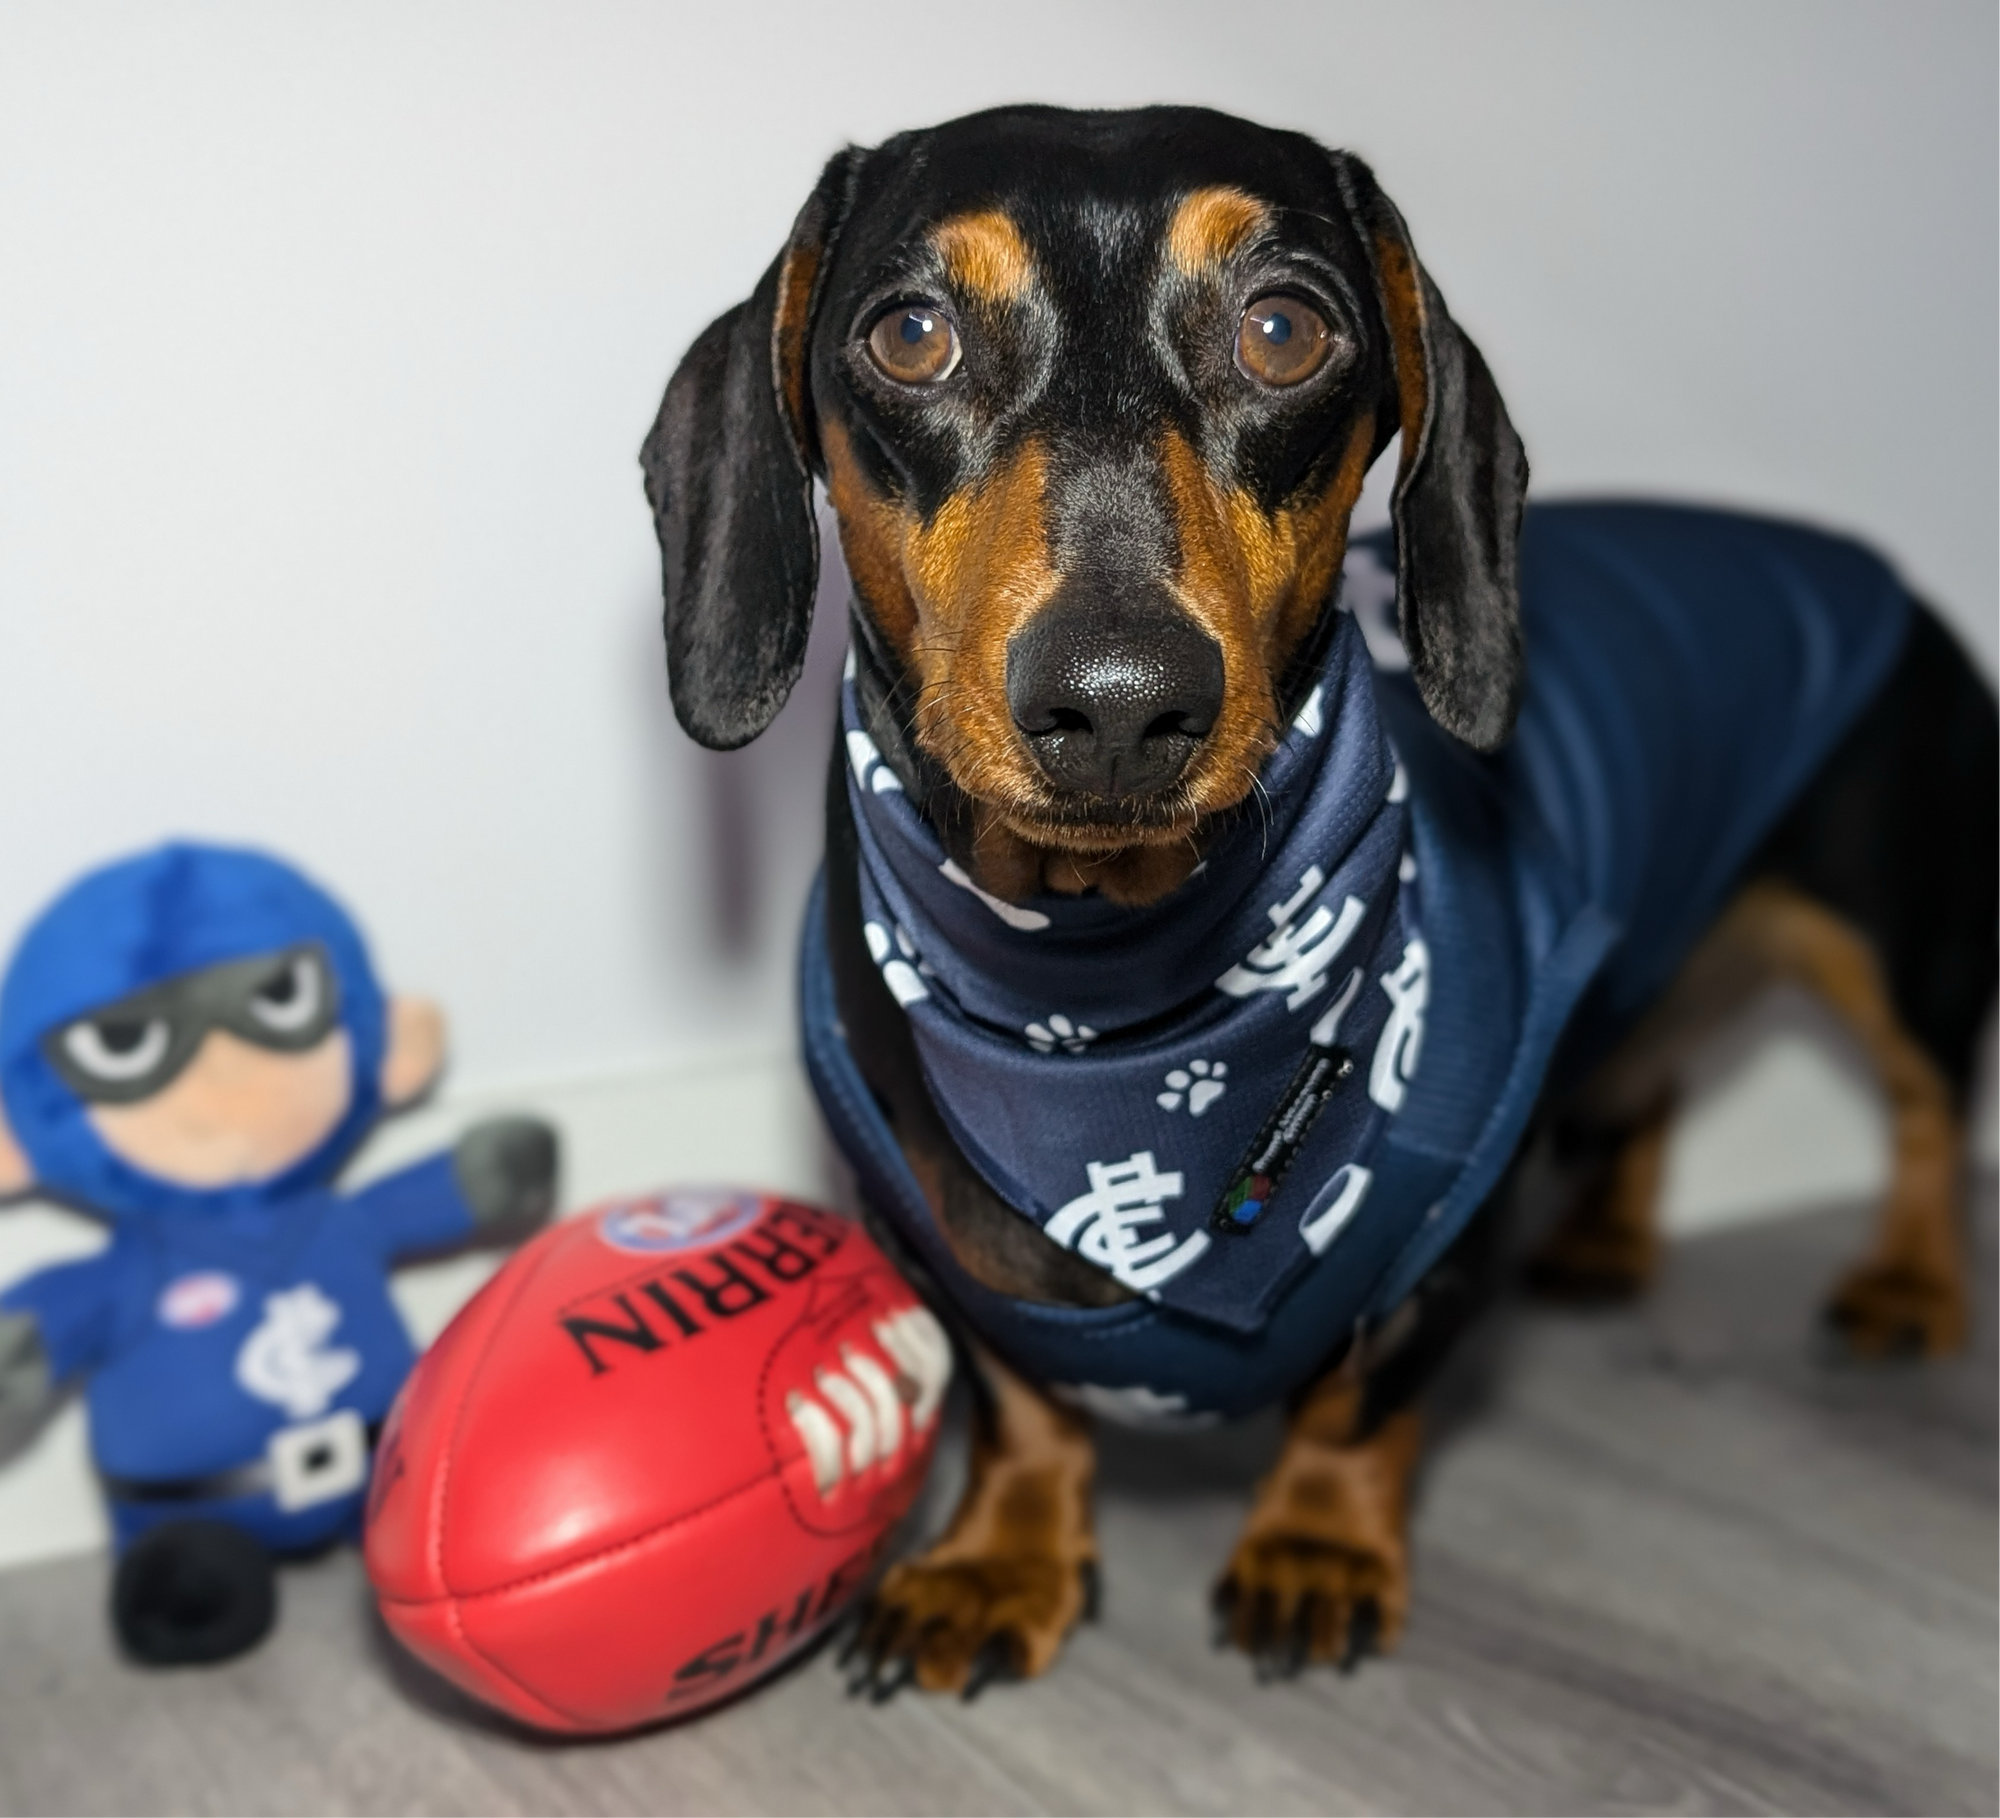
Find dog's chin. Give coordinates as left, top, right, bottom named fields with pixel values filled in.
left=973, top=748, right=1265, bottom=848
left=949, top=759, right=1274, bottom=906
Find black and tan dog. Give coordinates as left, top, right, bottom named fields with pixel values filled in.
left=641, top=105, right=1997, bottom=1692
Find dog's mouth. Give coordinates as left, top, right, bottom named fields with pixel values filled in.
left=917, top=687, right=1281, bottom=860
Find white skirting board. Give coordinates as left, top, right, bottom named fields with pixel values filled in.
left=0, top=999, right=1991, bottom=1573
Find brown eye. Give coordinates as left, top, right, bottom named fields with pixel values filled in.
left=1236, top=295, right=1333, bottom=387
left=866, top=306, right=960, bottom=384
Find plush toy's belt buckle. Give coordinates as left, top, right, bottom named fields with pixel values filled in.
left=268, top=1409, right=369, bottom=1511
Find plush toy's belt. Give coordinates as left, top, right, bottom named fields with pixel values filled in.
left=102, top=1412, right=379, bottom=1509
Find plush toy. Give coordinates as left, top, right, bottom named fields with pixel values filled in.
left=0, top=841, right=558, bottom=1666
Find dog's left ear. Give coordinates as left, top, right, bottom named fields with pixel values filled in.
left=640, top=148, right=865, bottom=750
left=1333, top=154, right=1529, bottom=752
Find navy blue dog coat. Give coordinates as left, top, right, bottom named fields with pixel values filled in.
left=804, top=502, right=1911, bottom=1425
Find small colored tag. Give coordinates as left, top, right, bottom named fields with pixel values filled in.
left=1211, top=1045, right=1354, bottom=1234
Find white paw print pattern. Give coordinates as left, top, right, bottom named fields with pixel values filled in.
left=1026, top=1013, right=1098, bottom=1054
left=1157, top=1058, right=1227, bottom=1115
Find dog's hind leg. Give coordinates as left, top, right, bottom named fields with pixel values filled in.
left=1528, top=896, right=1782, bottom=1304
left=1724, top=881, right=1970, bottom=1356
left=1742, top=606, right=1994, bottom=1355
left=1541, top=878, right=1971, bottom=1353
left=848, top=1339, right=1099, bottom=1698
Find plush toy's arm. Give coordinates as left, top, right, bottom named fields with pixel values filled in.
left=0, top=1252, right=120, bottom=1455
left=353, top=1117, right=559, bottom=1260
left=0, top=1308, right=54, bottom=1450
left=453, top=1117, right=560, bottom=1230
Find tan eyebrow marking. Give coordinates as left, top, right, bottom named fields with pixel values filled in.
left=1165, top=185, right=1273, bottom=275
left=930, top=209, right=1036, bottom=302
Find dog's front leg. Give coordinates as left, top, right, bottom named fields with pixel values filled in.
left=849, top=1340, right=1099, bottom=1699
left=1213, top=1350, right=1422, bottom=1679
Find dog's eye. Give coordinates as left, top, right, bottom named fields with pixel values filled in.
left=867, top=306, right=961, bottom=385
left=1236, top=296, right=1332, bottom=387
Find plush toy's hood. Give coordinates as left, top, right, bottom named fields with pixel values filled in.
left=0, top=842, right=387, bottom=1220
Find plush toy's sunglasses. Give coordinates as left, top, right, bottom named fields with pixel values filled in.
left=43, top=945, right=342, bottom=1106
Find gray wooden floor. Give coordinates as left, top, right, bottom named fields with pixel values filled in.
left=0, top=1187, right=1992, bottom=1817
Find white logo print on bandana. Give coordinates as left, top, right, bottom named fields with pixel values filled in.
left=234, top=1284, right=361, bottom=1421
left=1369, top=938, right=1430, bottom=1112
left=1045, top=1152, right=1211, bottom=1294
left=1216, top=866, right=1369, bottom=1010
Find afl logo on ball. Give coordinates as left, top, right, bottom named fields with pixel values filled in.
left=597, top=1189, right=764, bottom=1255
left=157, top=1271, right=242, bottom=1330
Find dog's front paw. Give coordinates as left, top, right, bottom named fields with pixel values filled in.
left=1824, top=1253, right=1968, bottom=1358
left=1212, top=1406, right=1419, bottom=1680
left=1213, top=1534, right=1403, bottom=1679
left=843, top=1546, right=1097, bottom=1700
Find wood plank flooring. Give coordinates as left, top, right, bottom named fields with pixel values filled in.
left=0, top=1187, right=1991, bottom=1816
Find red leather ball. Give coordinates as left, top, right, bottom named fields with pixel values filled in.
left=364, top=1190, right=949, bottom=1733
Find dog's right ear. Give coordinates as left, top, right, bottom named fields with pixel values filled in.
left=640, top=149, right=865, bottom=750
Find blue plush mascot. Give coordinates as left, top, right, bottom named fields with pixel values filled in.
left=0, top=842, right=559, bottom=1665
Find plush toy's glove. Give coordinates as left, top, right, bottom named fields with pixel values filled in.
left=0, top=1308, right=54, bottom=1452
left=452, top=1116, right=560, bottom=1230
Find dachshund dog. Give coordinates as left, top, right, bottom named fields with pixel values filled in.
left=641, top=105, right=1997, bottom=1693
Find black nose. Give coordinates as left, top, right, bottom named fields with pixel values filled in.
left=1006, top=598, right=1225, bottom=798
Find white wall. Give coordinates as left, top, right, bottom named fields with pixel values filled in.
left=0, top=2, right=1993, bottom=1570
left=0, top=0, right=1990, bottom=1094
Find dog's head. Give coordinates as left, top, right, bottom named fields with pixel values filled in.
left=644, top=105, right=1526, bottom=904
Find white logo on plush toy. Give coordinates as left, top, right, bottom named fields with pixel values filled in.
left=234, top=1284, right=361, bottom=1421
left=784, top=1307, right=951, bottom=1500
left=157, top=1270, right=241, bottom=1329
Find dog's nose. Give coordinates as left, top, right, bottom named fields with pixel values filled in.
left=1006, top=599, right=1224, bottom=798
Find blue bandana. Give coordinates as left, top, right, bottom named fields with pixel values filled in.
left=0, top=843, right=387, bottom=1222
left=847, top=609, right=1427, bottom=1334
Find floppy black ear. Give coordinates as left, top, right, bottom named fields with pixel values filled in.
left=640, top=149, right=864, bottom=750
left=1333, top=154, right=1529, bottom=752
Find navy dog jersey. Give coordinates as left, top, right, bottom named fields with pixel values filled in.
left=804, top=502, right=1911, bottom=1425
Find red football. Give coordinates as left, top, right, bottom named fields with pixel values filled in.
left=364, top=1189, right=950, bottom=1733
